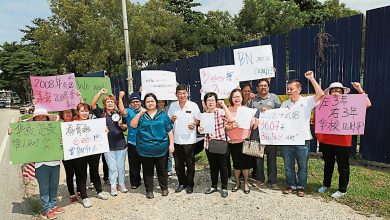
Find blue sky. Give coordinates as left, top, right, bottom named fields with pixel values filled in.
left=0, top=0, right=389, bottom=44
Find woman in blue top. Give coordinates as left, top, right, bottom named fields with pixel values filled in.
left=130, top=93, right=174, bottom=199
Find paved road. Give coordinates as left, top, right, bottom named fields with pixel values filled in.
left=0, top=109, right=31, bottom=219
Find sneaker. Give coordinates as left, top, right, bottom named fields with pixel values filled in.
left=118, top=185, right=128, bottom=193
left=88, top=182, right=94, bottom=189
left=111, top=188, right=119, bottom=196
left=82, top=198, right=92, bottom=208
left=97, top=192, right=109, bottom=200
left=318, top=186, right=328, bottom=193
left=52, top=206, right=65, bottom=214
left=205, top=187, right=217, bottom=194
left=331, top=190, right=346, bottom=198
left=70, top=195, right=78, bottom=203
left=168, top=171, right=172, bottom=176
left=45, top=210, right=57, bottom=220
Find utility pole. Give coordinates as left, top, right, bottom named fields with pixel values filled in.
left=121, top=0, right=134, bottom=94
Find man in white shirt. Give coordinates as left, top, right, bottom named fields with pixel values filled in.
left=280, top=71, right=324, bottom=197
left=168, top=84, right=201, bottom=194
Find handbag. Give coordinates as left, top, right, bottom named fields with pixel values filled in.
left=242, top=129, right=265, bottom=158
left=208, top=139, right=228, bottom=155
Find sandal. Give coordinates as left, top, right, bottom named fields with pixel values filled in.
left=231, top=183, right=241, bottom=192
left=244, top=184, right=251, bottom=194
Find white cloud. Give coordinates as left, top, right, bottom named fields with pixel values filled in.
left=194, top=0, right=243, bottom=15
left=319, top=0, right=390, bottom=13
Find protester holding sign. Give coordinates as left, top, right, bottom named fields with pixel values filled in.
left=168, top=84, right=201, bottom=194
left=198, top=92, right=233, bottom=198
left=248, top=79, right=281, bottom=190
left=280, top=71, right=324, bottom=197
left=130, top=93, right=174, bottom=199
left=91, top=88, right=128, bottom=196
left=118, top=91, right=143, bottom=189
left=9, top=108, right=64, bottom=220
left=226, top=89, right=258, bottom=194
left=316, top=82, right=371, bottom=198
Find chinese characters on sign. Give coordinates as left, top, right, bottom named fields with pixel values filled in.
left=315, top=94, right=367, bottom=135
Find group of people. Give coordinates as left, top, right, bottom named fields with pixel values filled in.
left=14, top=70, right=371, bottom=219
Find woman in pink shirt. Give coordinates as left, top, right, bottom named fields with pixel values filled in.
left=226, top=88, right=257, bottom=194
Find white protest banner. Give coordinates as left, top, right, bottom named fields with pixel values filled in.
left=174, top=110, right=193, bottom=135
left=236, top=107, right=255, bottom=129
left=141, top=70, right=177, bottom=100
left=233, top=45, right=274, bottom=81
left=258, top=108, right=305, bottom=145
left=61, top=118, right=109, bottom=160
left=200, top=113, right=215, bottom=135
left=199, top=65, right=240, bottom=99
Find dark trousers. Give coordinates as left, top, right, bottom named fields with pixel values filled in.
left=254, top=146, right=278, bottom=184
left=62, top=159, right=80, bottom=196
left=73, top=157, right=88, bottom=199
left=128, top=143, right=142, bottom=186
left=86, top=154, right=102, bottom=193
left=206, top=150, right=228, bottom=189
left=101, top=153, right=109, bottom=181
left=139, top=154, right=168, bottom=193
left=320, top=143, right=350, bottom=193
left=174, top=144, right=195, bottom=187
left=227, top=146, right=232, bottom=179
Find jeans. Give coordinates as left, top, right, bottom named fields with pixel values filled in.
left=168, top=153, right=173, bottom=173
left=101, top=153, right=109, bottom=181
left=281, top=141, right=310, bottom=189
left=173, top=144, right=195, bottom=187
left=139, top=154, right=168, bottom=193
left=128, top=143, right=142, bottom=186
left=320, top=143, right=350, bottom=193
left=104, top=148, right=128, bottom=188
left=35, top=165, right=60, bottom=213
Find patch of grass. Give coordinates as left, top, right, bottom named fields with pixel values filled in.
left=196, top=152, right=390, bottom=219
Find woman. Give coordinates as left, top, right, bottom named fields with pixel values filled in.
left=198, top=92, right=233, bottom=198
left=73, top=102, right=108, bottom=208
left=157, top=100, right=173, bottom=176
left=226, top=89, right=257, bottom=194
left=130, top=93, right=174, bottom=199
left=91, top=88, right=128, bottom=196
left=242, top=83, right=254, bottom=106
left=10, top=108, right=64, bottom=219
left=59, top=109, right=80, bottom=204
left=316, top=82, right=371, bottom=198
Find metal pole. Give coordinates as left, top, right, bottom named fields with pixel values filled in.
left=121, top=0, right=134, bottom=94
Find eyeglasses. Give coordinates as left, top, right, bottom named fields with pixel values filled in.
left=206, top=99, right=216, bottom=103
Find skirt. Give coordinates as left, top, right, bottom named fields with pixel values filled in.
left=229, top=142, right=253, bottom=170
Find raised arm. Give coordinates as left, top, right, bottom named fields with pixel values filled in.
left=118, top=91, right=128, bottom=117
left=90, top=88, right=107, bottom=110
left=130, top=109, right=146, bottom=128
left=304, top=71, right=324, bottom=102
left=352, top=82, right=372, bottom=108
left=218, top=100, right=233, bottom=122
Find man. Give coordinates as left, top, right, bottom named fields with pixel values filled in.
left=118, top=91, right=143, bottom=189
left=248, top=78, right=281, bottom=190
left=168, top=84, right=201, bottom=194
left=280, top=71, right=324, bottom=197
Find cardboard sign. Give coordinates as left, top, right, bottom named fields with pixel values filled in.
left=258, top=108, right=305, bottom=145
left=76, top=77, right=112, bottom=105
left=9, top=121, right=63, bottom=164
left=315, top=94, right=367, bottom=135
left=30, top=73, right=79, bottom=111
left=233, top=45, right=274, bottom=81
left=141, top=70, right=177, bottom=100
left=61, top=118, right=110, bottom=160
left=200, top=65, right=240, bottom=99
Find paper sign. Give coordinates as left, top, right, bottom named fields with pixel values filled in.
left=9, top=121, right=63, bottom=164
left=200, top=113, right=215, bottom=135
left=61, top=118, right=110, bottom=160
left=315, top=94, right=367, bottom=135
left=30, top=73, right=79, bottom=111
left=258, top=108, right=305, bottom=145
left=236, top=107, right=255, bottom=129
left=76, top=77, right=112, bottom=105
left=141, top=70, right=177, bottom=100
left=174, top=110, right=193, bottom=134
left=199, top=65, right=240, bottom=99
left=233, top=45, right=274, bottom=81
